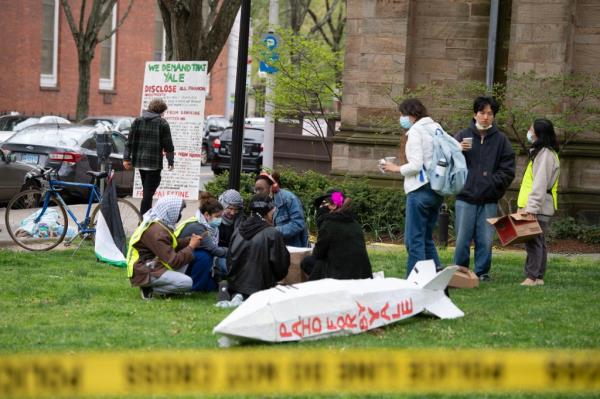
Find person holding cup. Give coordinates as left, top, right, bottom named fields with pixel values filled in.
left=381, top=98, right=453, bottom=276
left=453, top=96, right=516, bottom=282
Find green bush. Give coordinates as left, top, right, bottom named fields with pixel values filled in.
left=548, top=217, right=600, bottom=244
left=204, top=169, right=406, bottom=240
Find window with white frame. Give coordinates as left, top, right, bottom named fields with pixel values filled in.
left=99, top=4, right=117, bottom=90
left=154, top=4, right=165, bottom=61
left=40, top=0, right=59, bottom=87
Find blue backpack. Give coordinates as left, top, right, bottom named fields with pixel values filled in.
left=423, top=126, right=468, bottom=196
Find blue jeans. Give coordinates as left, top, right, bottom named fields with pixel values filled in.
left=187, top=249, right=217, bottom=292
left=405, top=184, right=444, bottom=276
left=453, top=200, right=498, bottom=276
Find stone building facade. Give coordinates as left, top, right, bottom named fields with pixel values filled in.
left=334, top=0, right=600, bottom=222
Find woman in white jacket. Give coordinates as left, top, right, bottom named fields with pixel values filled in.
left=517, top=118, right=560, bottom=286
left=383, top=98, right=448, bottom=275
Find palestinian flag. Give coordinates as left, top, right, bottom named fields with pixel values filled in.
left=94, top=173, right=127, bottom=267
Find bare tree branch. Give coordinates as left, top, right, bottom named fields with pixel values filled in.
left=98, top=0, right=135, bottom=43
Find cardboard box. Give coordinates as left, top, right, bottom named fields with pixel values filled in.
left=280, top=246, right=312, bottom=285
left=448, top=266, right=479, bottom=289
left=487, top=212, right=542, bottom=246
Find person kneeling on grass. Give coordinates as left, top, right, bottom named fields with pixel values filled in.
left=127, top=196, right=203, bottom=300
left=175, top=195, right=227, bottom=292
left=225, top=194, right=290, bottom=304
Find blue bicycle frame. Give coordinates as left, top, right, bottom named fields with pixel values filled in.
left=35, top=179, right=102, bottom=235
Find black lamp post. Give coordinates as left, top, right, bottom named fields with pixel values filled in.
left=228, top=0, right=251, bottom=191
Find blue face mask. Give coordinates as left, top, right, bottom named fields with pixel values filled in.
left=527, top=130, right=535, bottom=144
left=399, top=115, right=413, bottom=129
left=209, top=217, right=222, bottom=228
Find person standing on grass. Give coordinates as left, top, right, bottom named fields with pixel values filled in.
left=124, top=98, right=175, bottom=215
left=382, top=98, right=456, bottom=276
left=517, top=118, right=560, bottom=286
left=126, top=196, right=203, bottom=300
left=453, top=96, right=516, bottom=282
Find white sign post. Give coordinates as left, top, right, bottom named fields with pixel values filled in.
left=134, top=61, right=208, bottom=200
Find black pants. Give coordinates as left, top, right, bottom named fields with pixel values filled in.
left=524, top=218, right=550, bottom=280
left=139, top=169, right=161, bottom=215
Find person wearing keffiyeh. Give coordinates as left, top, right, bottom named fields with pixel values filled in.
left=127, top=196, right=203, bottom=300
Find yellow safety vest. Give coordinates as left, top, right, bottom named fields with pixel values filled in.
left=517, top=151, right=559, bottom=211
left=173, top=217, right=198, bottom=238
left=126, top=221, right=177, bottom=278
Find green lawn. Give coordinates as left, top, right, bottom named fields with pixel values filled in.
left=0, top=246, right=598, bottom=398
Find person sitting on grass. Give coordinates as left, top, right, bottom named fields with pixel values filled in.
left=175, top=194, right=227, bottom=292
left=126, top=196, right=202, bottom=300
left=226, top=194, right=290, bottom=303
left=301, top=190, right=372, bottom=280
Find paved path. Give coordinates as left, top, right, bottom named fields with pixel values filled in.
left=0, top=196, right=202, bottom=248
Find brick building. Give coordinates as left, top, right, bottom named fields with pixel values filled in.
left=334, top=0, right=600, bottom=222
left=0, top=1, right=230, bottom=120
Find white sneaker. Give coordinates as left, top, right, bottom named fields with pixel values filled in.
left=229, top=293, right=244, bottom=307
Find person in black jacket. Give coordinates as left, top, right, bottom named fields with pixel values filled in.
left=226, top=194, right=290, bottom=299
left=453, top=96, right=516, bottom=281
left=301, top=190, right=372, bottom=280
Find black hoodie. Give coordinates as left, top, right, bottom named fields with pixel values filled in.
left=454, top=121, right=516, bottom=204
left=226, top=216, right=290, bottom=296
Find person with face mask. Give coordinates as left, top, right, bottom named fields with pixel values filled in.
left=382, top=98, right=457, bottom=275
left=452, top=96, right=516, bottom=282
left=254, top=171, right=309, bottom=247
left=226, top=194, right=290, bottom=301
left=517, top=118, right=560, bottom=286
left=175, top=194, right=227, bottom=292
left=126, top=196, right=203, bottom=300
left=217, top=189, right=246, bottom=248
left=301, top=190, right=372, bottom=280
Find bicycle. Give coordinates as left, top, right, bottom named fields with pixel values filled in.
left=5, top=167, right=142, bottom=251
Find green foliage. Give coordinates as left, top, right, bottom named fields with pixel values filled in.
left=253, top=29, right=343, bottom=133
left=390, top=72, right=600, bottom=154
left=549, top=217, right=600, bottom=244
left=204, top=169, right=405, bottom=240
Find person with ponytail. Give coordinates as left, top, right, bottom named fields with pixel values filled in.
left=301, top=190, right=372, bottom=281
left=517, top=118, right=560, bottom=286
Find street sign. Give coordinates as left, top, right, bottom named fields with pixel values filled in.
left=259, top=33, right=280, bottom=74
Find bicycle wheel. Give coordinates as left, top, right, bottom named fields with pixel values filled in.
left=90, top=198, right=142, bottom=240
left=5, top=190, right=68, bottom=251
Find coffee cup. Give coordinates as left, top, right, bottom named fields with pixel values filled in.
left=463, top=137, right=473, bottom=150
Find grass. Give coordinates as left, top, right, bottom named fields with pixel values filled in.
left=0, top=246, right=598, bottom=398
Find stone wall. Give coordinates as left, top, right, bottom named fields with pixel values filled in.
left=335, top=0, right=600, bottom=223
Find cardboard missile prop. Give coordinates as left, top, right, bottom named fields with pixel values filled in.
left=213, top=260, right=463, bottom=344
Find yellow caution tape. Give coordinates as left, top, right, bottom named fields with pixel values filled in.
left=1, top=349, right=599, bottom=397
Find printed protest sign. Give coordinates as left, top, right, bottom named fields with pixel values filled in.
left=134, top=61, right=208, bottom=200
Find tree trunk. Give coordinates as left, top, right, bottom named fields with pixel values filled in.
left=76, top=57, right=92, bottom=121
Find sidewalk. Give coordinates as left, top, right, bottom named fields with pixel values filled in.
left=0, top=197, right=201, bottom=248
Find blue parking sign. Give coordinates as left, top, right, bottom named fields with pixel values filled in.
left=259, top=33, right=280, bottom=74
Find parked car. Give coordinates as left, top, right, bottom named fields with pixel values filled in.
left=202, top=116, right=230, bottom=165
left=80, top=115, right=134, bottom=136
left=211, top=127, right=263, bottom=175
left=0, top=124, right=134, bottom=199
left=244, top=117, right=265, bottom=130
left=0, top=114, right=70, bottom=143
left=0, top=149, right=40, bottom=204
